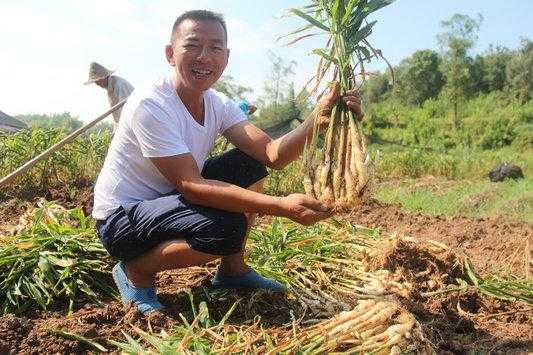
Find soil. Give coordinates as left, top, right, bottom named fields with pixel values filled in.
left=0, top=181, right=94, bottom=236
left=349, top=199, right=533, bottom=279
left=0, top=266, right=531, bottom=354
left=0, top=266, right=305, bottom=354
left=1, top=186, right=532, bottom=354
left=406, top=290, right=533, bottom=354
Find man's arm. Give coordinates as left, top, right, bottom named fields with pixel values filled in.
left=224, top=84, right=363, bottom=170
left=149, top=153, right=330, bottom=225
left=222, top=118, right=313, bottom=170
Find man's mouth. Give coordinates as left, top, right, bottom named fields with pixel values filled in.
left=191, top=68, right=213, bottom=79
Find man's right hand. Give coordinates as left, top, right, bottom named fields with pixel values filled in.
left=280, top=193, right=332, bottom=226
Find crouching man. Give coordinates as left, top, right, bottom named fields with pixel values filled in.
left=92, top=10, right=363, bottom=314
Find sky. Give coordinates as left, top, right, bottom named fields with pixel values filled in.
left=1, top=0, right=532, bottom=123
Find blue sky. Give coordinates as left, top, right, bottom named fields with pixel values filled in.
left=0, top=0, right=531, bottom=122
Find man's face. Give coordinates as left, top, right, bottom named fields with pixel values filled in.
left=166, top=19, right=229, bottom=93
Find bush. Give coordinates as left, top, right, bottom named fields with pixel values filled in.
left=476, top=117, right=516, bottom=149
left=0, top=128, right=111, bottom=197
left=401, top=111, right=444, bottom=148
left=374, top=149, right=460, bottom=179
left=368, top=91, right=531, bottom=151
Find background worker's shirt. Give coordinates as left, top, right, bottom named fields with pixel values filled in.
left=107, top=75, right=134, bottom=123
left=92, top=74, right=246, bottom=220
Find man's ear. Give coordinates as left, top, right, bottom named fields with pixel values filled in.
left=165, top=44, right=175, bottom=66
left=223, top=48, right=230, bottom=68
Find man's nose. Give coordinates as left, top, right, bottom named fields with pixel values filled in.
left=197, top=46, right=210, bottom=61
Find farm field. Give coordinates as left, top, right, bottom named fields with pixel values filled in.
left=0, top=162, right=531, bottom=353
left=1, top=97, right=532, bottom=354
left=1, top=0, right=532, bottom=353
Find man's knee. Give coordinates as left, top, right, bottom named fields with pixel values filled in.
left=248, top=178, right=265, bottom=193
left=188, top=211, right=248, bottom=256
left=222, top=212, right=248, bottom=241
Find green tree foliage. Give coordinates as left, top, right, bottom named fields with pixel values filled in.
left=506, top=39, right=533, bottom=103
left=213, top=75, right=252, bottom=99
left=363, top=71, right=391, bottom=104
left=262, top=51, right=296, bottom=107
left=16, top=112, right=83, bottom=131
left=438, top=13, right=483, bottom=129
left=394, top=49, right=443, bottom=106
left=255, top=83, right=312, bottom=138
left=478, top=45, right=513, bottom=92
left=252, top=52, right=310, bottom=138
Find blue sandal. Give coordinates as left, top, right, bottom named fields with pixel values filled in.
left=112, top=261, right=164, bottom=314
left=212, top=268, right=286, bottom=292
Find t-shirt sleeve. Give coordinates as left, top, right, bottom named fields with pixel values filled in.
left=215, top=92, right=248, bottom=133
left=131, top=99, right=190, bottom=158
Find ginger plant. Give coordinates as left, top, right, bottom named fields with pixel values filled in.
left=284, top=0, right=395, bottom=210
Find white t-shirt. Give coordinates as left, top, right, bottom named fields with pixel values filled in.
left=92, top=75, right=247, bottom=220
left=106, top=75, right=134, bottom=124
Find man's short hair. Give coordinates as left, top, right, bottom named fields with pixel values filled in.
left=170, top=10, right=227, bottom=44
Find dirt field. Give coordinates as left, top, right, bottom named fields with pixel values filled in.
left=0, top=187, right=532, bottom=354
left=349, top=199, right=532, bottom=279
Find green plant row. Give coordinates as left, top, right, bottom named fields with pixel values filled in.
left=0, top=128, right=111, bottom=197
left=0, top=202, right=116, bottom=314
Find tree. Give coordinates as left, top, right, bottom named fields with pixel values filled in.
left=262, top=51, right=296, bottom=106
left=470, top=45, right=513, bottom=94
left=437, top=13, right=483, bottom=130
left=213, top=75, right=252, bottom=99
left=506, top=39, right=533, bottom=103
left=394, top=49, right=443, bottom=106
left=363, top=71, right=391, bottom=104
left=482, top=45, right=512, bottom=92
left=255, top=83, right=312, bottom=138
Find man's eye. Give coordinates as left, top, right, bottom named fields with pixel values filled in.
left=212, top=47, right=223, bottom=52
left=185, top=44, right=198, bottom=49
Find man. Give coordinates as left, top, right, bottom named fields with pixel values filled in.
left=84, top=62, right=134, bottom=127
left=92, top=10, right=363, bottom=314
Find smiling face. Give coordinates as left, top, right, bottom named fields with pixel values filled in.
left=165, top=18, right=229, bottom=95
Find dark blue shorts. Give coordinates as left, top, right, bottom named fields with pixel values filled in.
left=95, top=148, right=268, bottom=261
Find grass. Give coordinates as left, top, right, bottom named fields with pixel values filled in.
left=263, top=146, right=532, bottom=222
left=0, top=128, right=111, bottom=198
left=372, top=145, right=533, bottom=180
left=375, top=177, right=533, bottom=223
left=264, top=160, right=305, bottom=197
left=0, top=201, right=116, bottom=315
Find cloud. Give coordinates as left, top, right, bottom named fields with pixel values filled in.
left=0, top=0, right=323, bottom=119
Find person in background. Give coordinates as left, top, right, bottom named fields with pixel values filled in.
left=237, top=100, right=257, bottom=116
left=84, top=62, right=134, bottom=129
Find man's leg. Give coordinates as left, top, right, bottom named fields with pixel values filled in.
left=210, top=178, right=284, bottom=292
left=124, top=239, right=219, bottom=287
left=126, top=179, right=265, bottom=287
left=112, top=240, right=221, bottom=314
left=218, top=178, right=264, bottom=276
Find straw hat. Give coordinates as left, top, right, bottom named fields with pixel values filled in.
left=84, top=62, right=115, bottom=85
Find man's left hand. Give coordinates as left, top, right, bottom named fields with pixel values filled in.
left=314, top=82, right=364, bottom=129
